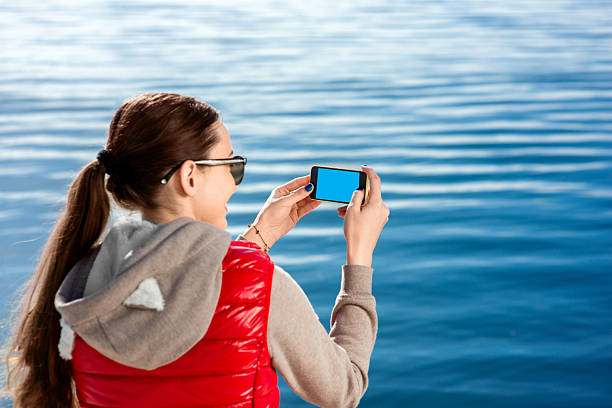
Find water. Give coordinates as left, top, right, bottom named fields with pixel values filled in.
left=1, top=0, right=611, bottom=406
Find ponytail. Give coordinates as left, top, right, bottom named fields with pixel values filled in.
left=1, top=158, right=109, bottom=407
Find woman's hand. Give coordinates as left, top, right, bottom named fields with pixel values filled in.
left=243, top=175, right=322, bottom=250
left=337, top=165, right=389, bottom=267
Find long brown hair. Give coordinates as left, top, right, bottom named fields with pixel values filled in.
left=0, top=93, right=221, bottom=407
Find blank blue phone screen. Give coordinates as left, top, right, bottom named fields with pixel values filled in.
left=316, top=168, right=360, bottom=203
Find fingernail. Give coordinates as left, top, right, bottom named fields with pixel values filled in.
left=305, top=183, right=313, bottom=192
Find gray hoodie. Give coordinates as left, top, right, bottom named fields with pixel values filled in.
left=55, top=216, right=377, bottom=408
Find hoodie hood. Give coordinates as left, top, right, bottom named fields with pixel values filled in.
left=54, top=216, right=232, bottom=370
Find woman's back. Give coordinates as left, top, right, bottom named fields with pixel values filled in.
left=62, top=226, right=279, bottom=407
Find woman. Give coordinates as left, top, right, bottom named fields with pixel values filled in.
left=1, top=93, right=389, bottom=408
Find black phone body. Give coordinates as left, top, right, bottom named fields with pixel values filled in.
left=309, top=166, right=369, bottom=205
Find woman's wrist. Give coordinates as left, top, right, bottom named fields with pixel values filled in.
left=243, top=224, right=273, bottom=252
left=346, top=248, right=372, bottom=268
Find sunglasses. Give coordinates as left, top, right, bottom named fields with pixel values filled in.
left=160, top=155, right=247, bottom=185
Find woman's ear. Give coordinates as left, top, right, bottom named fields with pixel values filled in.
left=176, top=160, right=199, bottom=197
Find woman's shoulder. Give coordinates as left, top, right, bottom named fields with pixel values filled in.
left=223, top=239, right=275, bottom=277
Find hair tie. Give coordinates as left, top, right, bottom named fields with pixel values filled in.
left=96, top=149, right=118, bottom=175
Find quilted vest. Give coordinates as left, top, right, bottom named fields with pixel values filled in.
left=71, top=240, right=280, bottom=408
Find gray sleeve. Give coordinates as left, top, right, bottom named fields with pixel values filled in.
left=235, top=234, right=378, bottom=408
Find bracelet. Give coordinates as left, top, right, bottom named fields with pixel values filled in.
left=247, top=224, right=270, bottom=252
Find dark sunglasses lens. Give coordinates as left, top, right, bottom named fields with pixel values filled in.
left=230, top=163, right=244, bottom=185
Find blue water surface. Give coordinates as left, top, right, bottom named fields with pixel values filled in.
left=1, top=1, right=611, bottom=407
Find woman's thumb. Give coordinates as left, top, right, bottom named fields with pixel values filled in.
left=286, top=183, right=314, bottom=202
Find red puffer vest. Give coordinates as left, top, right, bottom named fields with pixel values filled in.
left=71, top=240, right=280, bottom=408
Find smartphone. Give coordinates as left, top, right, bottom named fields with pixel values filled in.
left=309, top=166, right=369, bottom=206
